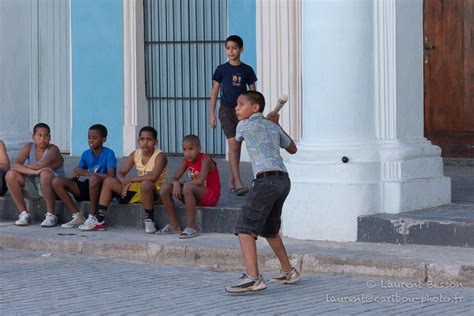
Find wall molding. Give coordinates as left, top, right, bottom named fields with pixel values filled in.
left=374, top=0, right=397, bottom=140
left=123, top=0, right=148, bottom=155
left=256, top=0, right=302, bottom=140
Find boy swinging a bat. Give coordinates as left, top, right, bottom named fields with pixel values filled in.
left=225, top=91, right=301, bottom=293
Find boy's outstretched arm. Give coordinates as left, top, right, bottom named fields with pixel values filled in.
left=209, top=81, right=220, bottom=129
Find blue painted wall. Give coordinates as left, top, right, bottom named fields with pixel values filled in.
left=228, top=0, right=257, bottom=73
left=71, top=0, right=123, bottom=156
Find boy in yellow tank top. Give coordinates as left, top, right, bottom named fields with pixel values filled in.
left=79, top=126, right=168, bottom=232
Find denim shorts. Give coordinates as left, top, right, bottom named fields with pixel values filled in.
left=235, top=172, right=291, bottom=238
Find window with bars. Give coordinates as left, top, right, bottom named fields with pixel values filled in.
left=144, top=0, right=228, bottom=155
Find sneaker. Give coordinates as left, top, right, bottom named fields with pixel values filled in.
left=15, top=211, right=31, bottom=226
left=225, top=273, right=267, bottom=293
left=270, top=267, right=301, bottom=284
left=78, top=215, right=106, bottom=231
left=61, top=212, right=86, bottom=228
left=41, top=213, right=59, bottom=227
left=144, top=219, right=157, bottom=234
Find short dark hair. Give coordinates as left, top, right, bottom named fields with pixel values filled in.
left=33, top=123, right=50, bottom=134
left=89, top=124, right=108, bottom=138
left=139, top=126, right=158, bottom=140
left=241, top=91, right=266, bottom=113
left=225, top=35, right=243, bottom=48
left=182, top=134, right=201, bottom=147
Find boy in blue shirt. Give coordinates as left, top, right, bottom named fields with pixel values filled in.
left=210, top=35, right=257, bottom=196
left=52, top=124, right=117, bottom=228
left=225, top=91, right=301, bottom=293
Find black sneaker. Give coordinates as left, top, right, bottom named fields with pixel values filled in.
left=270, top=267, right=301, bottom=284
left=225, top=273, right=267, bottom=293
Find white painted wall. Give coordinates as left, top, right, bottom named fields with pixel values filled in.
left=282, top=0, right=450, bottom=242
left=0, top=0, right=70, bottom=157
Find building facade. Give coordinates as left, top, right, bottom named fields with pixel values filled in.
left=0, top=0, right=451, bottom=241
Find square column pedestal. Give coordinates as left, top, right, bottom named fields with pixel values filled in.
left=282, top=139, right=451, bottom=241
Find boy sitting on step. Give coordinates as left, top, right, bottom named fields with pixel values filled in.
left=79, top=126, right=167, bottom=233
left=6, top=123, right=64, bottom=227
left=159, top=134, right=221, bottom=239
left=52, top=124, right=117, bottom=228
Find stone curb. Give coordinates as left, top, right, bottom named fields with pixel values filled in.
left=1, top=233, right=472, bottom=286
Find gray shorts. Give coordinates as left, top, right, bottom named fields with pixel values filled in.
left=234, top=172, right=290, bottom=238
left=23, top=176, right=43, bottom=200
left=218, top=106, right=239, bottom=139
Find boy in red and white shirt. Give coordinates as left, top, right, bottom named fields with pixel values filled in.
left=159, top=134, right=221, bottom=239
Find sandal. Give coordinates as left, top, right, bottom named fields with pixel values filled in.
left=179, top=227, right=200, bottom=239
left=234, top=187, right=249, bottom=196
left=156, top=224, right=182, bottom=235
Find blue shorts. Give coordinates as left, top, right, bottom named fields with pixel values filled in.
left=234, top=171, right=290, bottom=238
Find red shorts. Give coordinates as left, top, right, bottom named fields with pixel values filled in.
left=198, top=188, right=219, bottom=206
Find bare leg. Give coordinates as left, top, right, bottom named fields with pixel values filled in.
left=5, top=170, right=27, bottom=212
left=238, top=233, right=259, bottom=278
left=265, top=235, right=292, bottom=273
left=159, top=183, right=181, bottom=229
left=140, top=180, right=155, bottom=210
left=39, top=170, right=57, bottom=213
left=182, top=183, right=205, bottom=229
left=89, top=175, right=104, bottom=215
left=52, top=177, right=80, bottom=213
left=98, top=177, right=124, bottom=207
left=228, top=137, right=243, bottom=189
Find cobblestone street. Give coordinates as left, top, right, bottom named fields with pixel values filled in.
left=1, top=248, right=473, bottom=315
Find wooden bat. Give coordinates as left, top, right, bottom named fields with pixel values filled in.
left=269, top=95, right=288, bottom=115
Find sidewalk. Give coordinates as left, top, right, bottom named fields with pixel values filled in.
left=1, top=221, right=473, bottom=286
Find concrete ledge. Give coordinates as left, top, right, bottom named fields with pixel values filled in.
left=358, top=204, right=474, bottom=247
left=1, top=223, right=474, bottom=286
left=0, top=196, right=240, bottom=233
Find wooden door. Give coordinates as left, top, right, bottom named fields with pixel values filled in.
left=424, top=0, right=474, bottom=157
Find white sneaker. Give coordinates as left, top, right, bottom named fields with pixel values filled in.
left=15, top=211, right=31, bottom=226
left=78, top=215, right=106, bottom=231
left=41, top=213, right=59, bottom=227
left=145, top=219, right=157, bottom=234
left=61, top=212, right=86, bottom=228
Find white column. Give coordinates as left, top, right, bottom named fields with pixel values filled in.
left=282, top=0, right=451, bottom=241
left=123, top=0, right=148, bottom=156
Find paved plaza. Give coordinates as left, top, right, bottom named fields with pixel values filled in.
left=0, top=248, right=473, bottom=315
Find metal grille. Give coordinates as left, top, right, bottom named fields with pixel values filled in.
left=144, top=0, right=228, bottom=155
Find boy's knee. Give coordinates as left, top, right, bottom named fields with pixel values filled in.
left=183, top=183, right=195, bottom=196
left=160, top=183, right=172, bottom=196
left=89, top=175, right=103, bottom=188
left=140, top=180, right=154, bottom=192
left=5, top=170, right=17, bottom=183
left=51, top=177, right=64, bottom=189
left=102, top=176, right=115, bottom=188
left=39, top=171, right=55, bottom=185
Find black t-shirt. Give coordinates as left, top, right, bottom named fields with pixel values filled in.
left=212, top=62, right=257, bottom=108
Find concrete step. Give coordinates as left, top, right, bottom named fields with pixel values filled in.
left=357, top=204, right=474, bottom=247
left=0, top=196, right=240, bottom=234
